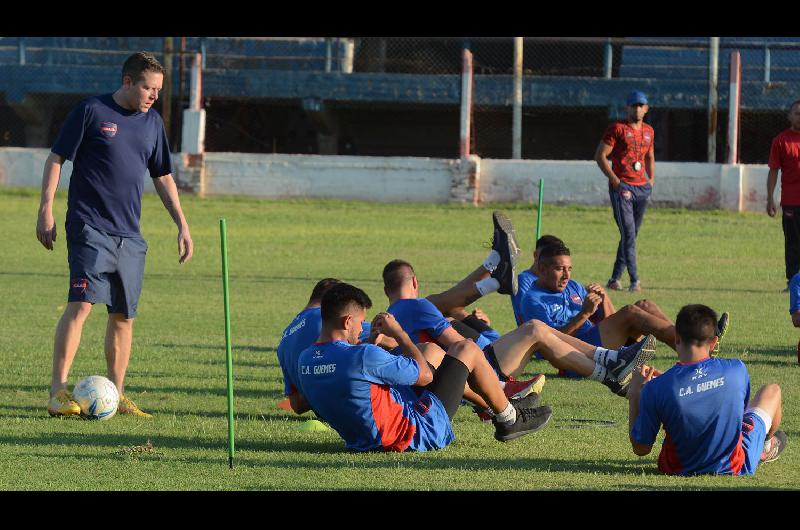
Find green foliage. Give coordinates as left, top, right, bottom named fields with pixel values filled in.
left=1, top=188, right=797, bottom=490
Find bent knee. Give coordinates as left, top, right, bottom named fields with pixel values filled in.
left=65, top=301, right=93, bottom=320
left=760, top=383, right=782, bottom=401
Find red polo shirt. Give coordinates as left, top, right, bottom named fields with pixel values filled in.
left=768, top=129, right=800, bottom=206
left=602, top=121, right=654, bottom=186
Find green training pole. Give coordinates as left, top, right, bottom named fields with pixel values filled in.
left=220, top=218, right=235, bottom=470
left=535, top=178, right=544, bottom=241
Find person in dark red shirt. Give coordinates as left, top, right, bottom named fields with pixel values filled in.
left=767, top=99, right=800, bottom=291
left=595, top=91, right=655, bottom=293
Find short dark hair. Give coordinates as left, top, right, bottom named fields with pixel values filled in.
left=382, top=259, right=415, bottom=293
left=309, top=278, right=342, bottom=304
left=122, top=52, right=166, bottom=83
left=675, top=304, right=718, bottom=346
left=535, top=235, right=564, bottom=251
left=537, top=244, right=571, bottom=267
left=790, top=99, right=800, bottom=113
left=320, top=283, right=372, bottom=325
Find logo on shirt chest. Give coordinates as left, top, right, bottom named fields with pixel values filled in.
left=570, top=294, right=582, bottom=304
left=99, top=121, right=118, bottom=138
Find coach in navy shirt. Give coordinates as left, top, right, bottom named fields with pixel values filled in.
left=37, top=52, right=193, bottom=418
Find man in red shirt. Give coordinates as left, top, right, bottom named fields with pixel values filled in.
left=767, top=99, right=800, bottom=291
left=595, top=90, right=655, bottom=293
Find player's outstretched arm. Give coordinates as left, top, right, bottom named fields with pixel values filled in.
left=153, top=174, right=193, bottom=264
left=36, top=153, right=64, bottom=251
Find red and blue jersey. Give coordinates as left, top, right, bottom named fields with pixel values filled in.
left=511, top=269, right=538, bottom=326
left=277, top=307, right=370, bottom=397
left=519, top=280, right=594, bottom=337
left=631, top=357, right=751, bottom=476
left=297, top=340, right=455, bottom=452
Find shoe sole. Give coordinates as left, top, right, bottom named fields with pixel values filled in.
left=492, top=212, right=520, bottom=295
left=507, top=374, right=546, bottom=400
left=713, top=312, right=730, bottom=355
left=495, top=409, right=553, bottom=442
left=761, top=431, right=787, bottom=463
left=614, top=335, right=656, bottom=383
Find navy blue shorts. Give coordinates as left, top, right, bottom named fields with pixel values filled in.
left=66, top=221, right=147, bottom=318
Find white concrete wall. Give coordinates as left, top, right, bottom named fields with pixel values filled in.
left=203, top=153, right=454, bottom=202
left=0, top=147, right=780, bottom=212
left=0, top=147, right=169, bottom=194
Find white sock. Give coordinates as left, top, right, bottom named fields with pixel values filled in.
left=475, top=277, right=500, bottom=296
left=594, top=347, right=619, bottom=367
left=483, top=250, right=501, bottom=272
left=590, top=362, right=608, bottom=382
left=495, top=402, right=517, bottom=425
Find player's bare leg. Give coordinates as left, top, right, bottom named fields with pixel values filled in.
left=426, top=264, right=489, bottom=318
left=750, top=384, right=787, bottom=463
left=418, top=342, right=493, bottom=410
left=105, top=313, right=133, bottom=393
left=493, top=320, right=599, bottom=379
left=597, top=303, right=676, bottom=350
left=50, top=301, right=93, bottom=394
left=633, top=299, right=672, bottom=322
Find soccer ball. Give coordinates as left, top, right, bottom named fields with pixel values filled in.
left=72, top=376, right=119, bottom=420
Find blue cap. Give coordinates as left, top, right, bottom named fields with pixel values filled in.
left=627, top=90, right=648, bottom=106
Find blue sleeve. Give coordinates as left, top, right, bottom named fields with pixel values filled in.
left=790, top=273, right=800, bottom=314
left=520, top=293, right=556, bottom=328
left=415, top=299, right=451, bottom=338
left=630, top=383, right=661, bottom=446
left=51, top=101, right=88, bottom=161
left=277, top=347, right=298, bottom=397
left=361, top=345, right=420, bottom=386
left=358, top=321, right=371, bottom=343
left=481, top=328, right=502, bottom=343
left=148, top=117, right=173, bottom=178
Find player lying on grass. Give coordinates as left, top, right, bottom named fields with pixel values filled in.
left=628, top=304, right=787, bottom=475
left=519, top=243, right=730, bottom=353
left=382, top=258, right=657, bottom=402
left=296, top=282, right=554, bottom=451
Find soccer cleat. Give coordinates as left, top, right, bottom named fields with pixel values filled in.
left=606, top=334, right=656, bottom=382
left=606, top=279, right=623, bottom=291
left=491, top=211, right=521, bottom=296
left=602, top=372, right=632, bottom=397
left=494, top=401, right=553, bottom=442
left=475, top=393, right=541, bottom=422
left=503, top=374, right=546, bottom=400
left=118, top=394, right=153, bottom=418
left=48, top=389, right=81, bottom=417
left=713, top=311, right=730, bottom=355
left=629, top=281, right=642, bottom=293
left=760, top=431, right=788, bottom=463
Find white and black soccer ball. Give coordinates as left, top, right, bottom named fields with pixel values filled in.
left=72, top=375, right=119, bottom=420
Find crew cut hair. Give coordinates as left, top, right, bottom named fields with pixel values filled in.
left=122, top=52, right=166, bottom=83
left=535, top=235, right=565, bottom=251
left=675, top=304, right=718, bottom=346
left=382, top=259, right=415, bottom=293
left=309, top=278, right=342, bottom=304
left=320, top=283, right=373, bottom=325
left=537, top=244, right=571, bottom=267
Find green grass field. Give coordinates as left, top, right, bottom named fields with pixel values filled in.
left=1, top=186, right=797, bottom=490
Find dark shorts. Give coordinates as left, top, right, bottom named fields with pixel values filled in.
left=426, top=355, right=470, bottom=419
left=575, top=324, right=603, bottom=347
left=66, top=220, right=147, bottom=318
left=483, top=345, right=510, bottom=382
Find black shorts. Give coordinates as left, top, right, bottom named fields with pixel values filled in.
left=425, top=355, right=470, bottom=419
left=483, top=345, right=510, bottom=382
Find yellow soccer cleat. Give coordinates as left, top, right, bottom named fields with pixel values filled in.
left=48, top=389, right=81, bottom=417
left=118, top=394, right=153, bottom=418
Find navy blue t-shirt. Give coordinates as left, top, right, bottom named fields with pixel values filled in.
left=52, top=93, right=173, bottom=237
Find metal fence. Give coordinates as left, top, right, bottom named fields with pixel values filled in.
left=3, top=36, right=800, bottom=163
